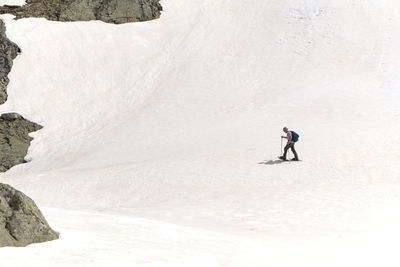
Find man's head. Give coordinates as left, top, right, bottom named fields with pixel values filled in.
left=283, top=127, right=288, bottom=133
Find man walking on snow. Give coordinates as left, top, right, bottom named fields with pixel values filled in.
left=279, top=127, right=299, bottom=161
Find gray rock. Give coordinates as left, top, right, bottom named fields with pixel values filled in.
left=0, top=183, right=59, bottom=247
left=0, top=20, right=20, bottom=105
left=0, top=0, right=162, bottom=24
left=0, top=113, right=42, bottom=172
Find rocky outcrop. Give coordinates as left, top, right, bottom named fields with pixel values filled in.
left=0, top=183, right=58, bottom=247
left=0, top=113, right=42, bottom=172
left=0, top=20, right=20, bottom=105
left=0, top=8, right=59, bottom=249
left=0, top=21, right=42, bottom=172
left=0, top=0, right=162, bottom=24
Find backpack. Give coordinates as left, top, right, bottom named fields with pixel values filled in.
left=291, top=131, right=299, bottom=142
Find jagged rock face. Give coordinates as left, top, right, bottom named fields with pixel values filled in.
left=0, top=0, right=162, bottom=24
left=0, top=20, right=20, bottom=105
left=0, top=183, right=59, bottom=247
left=0, top=113, right=42, bottom=172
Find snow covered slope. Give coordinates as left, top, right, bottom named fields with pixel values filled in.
left=1, top=0, right=400, bottom=266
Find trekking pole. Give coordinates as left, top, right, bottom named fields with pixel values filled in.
left=281, top=137, right=283, bottom=156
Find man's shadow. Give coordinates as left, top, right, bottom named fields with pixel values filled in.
left=258, top=159, right=283, bottom=165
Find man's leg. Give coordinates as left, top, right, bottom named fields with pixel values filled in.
left=282, top=144, right=290, bottom=159
left=290, top=143, right=299, bottom=160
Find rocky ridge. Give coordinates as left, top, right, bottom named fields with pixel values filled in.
left=0, top=21, right=41, bottom=173
left=0, top=0, right=162, bottom=24
left=0, top=19, right=57, bottom=247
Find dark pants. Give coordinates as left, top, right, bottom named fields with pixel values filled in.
left=283, top=142, right=298, bottom=160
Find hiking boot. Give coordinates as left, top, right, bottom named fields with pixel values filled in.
left=291, top=158, right=299, bottom=161
left=279, top=156, right=287, bottom=161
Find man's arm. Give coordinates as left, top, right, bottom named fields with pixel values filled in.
left=287, top=132, right=292, bottom=144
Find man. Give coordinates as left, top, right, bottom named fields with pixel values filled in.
left=279, top=127, right=299, bottom=161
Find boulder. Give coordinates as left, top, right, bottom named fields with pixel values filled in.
left=0, top=183, right=59, bottom=247
left=0, top=113, right=43, bottom=172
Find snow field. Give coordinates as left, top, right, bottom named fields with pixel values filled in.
left=0, top=0, right=400, bottom=266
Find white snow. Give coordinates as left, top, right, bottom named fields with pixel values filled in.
left=1, top=0, right=400, bottom=266
left=0, top=0, right=25, bottom=5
